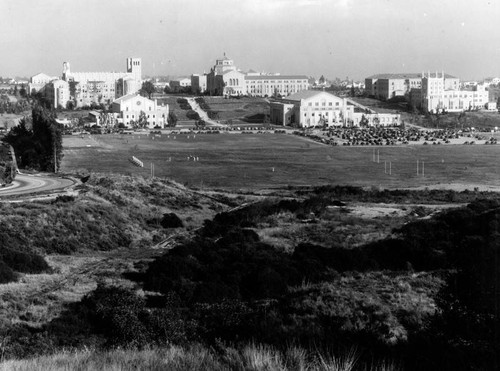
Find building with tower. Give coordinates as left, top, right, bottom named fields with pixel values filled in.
left=206, top=54, right=308, bottom=97
left=410, top=71, right=489, bottom=113
left=61, top=57, right=142, bottom=108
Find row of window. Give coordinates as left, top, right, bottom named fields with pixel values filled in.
left=308, top=101, right=340, bottom=107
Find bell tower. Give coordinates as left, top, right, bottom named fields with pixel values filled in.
left=126, top=57, right=142, bottom=83
left=62, top=62, right=71, bottom=81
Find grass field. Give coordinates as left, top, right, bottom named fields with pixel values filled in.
left=155, top=95, right=192, bottom=121
left=61, top=133, right=500, bottom=191
left=202, top=96, right=269, bottom=122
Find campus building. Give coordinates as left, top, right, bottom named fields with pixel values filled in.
left=411, top=72, right=489, bottom=113
left=206, top=54, right=308, bottom=97
left=62, top=57, right=142, bottom=108
left=244, top=75, right=309, bottom=97
left=45, top=79, right=70, bottom=109
left=191, top=74, right=207, bottom=93
left=27, top=73, right=55, bottom=95
left=270, top=90, right=400, bottom=127
left=365, top=72, right=459, bottom=101
left=111, top=93, right=168, bottom=129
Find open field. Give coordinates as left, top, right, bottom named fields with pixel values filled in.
left=61, top=133, right=500, bottom=191
left=202, top=96, right=269, bottom=122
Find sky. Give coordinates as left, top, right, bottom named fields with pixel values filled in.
left=0, top=0, right=499, bottom=81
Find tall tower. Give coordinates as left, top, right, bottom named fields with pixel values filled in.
left=62, top=62, right=71, bottom=81
left=126, top=57, right=142, bottom=83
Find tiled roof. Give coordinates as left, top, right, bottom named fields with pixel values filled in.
left=244, top=75, right=308, bottom=81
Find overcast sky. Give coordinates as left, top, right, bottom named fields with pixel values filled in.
left=1, top=0, right=498, bottom=81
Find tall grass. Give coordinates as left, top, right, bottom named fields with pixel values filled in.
left=0, top=344, right=400, bottom=371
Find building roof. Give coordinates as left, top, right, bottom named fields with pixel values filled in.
left=367, top=72, right=457, bottom=80
left=284, top=90, right=338, bottom=101
left=113, top=93, right=143, bottom=103
left=222, top=69, right=244, bottom=76
left=244, top=75, right=308, bottom=81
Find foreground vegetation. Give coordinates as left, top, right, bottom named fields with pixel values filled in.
left=1, top=175, right=499, bottom=370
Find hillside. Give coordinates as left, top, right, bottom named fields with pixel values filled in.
left=1, top=178, right=499, bottom=370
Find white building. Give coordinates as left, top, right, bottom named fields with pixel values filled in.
left=418, top=72, right=489, bottom=113
left=27, top=73, right=55, bottom=95
left=62, top=57, right=142, bottom=108
left=206, top=54, right=308, bottom=97
left=270, top=90, right=399, bottom=127
left=112, top=94, right=168, bottom=128
left=245, top=75, right=309, bottom=97
left=45, top=79, right=70, bottom=109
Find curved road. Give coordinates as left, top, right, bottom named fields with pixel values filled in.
left=0, top=174, right=75, bottom=197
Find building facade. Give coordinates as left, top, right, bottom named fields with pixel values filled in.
left=27, top=73, right=54, bottom=95
left=111, top=93, right=168, bottom=128
left=245, top=75, right=308, bottom=97
left=62, top=57, right=142, bottom=108
left=365, top=72, right=460, bottom=101
left=45, top=79, right=70, bottom=109
left=270, top=90, right=400, bottom=127
left=206, top=54, right=308, bottom=97
left=415, top=72, right=489, bottom=113
left=191, top=74, right=207, bottom=93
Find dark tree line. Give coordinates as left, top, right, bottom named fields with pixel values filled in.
left=3, top=105, right=63, bottom=172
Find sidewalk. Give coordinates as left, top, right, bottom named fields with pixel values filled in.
left=186, top=97, right=226, bottom=127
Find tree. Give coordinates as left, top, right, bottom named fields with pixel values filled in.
left=19, top=84, right=27, bottom=98
left=138, top=110, right=148, bottom=128
left=140, top=81, right=156, bottom=99
left=167, top=111, right=177, bottom=127
left=4, top=106, right=63, bottom=172
left=350, top=84, right=355, bottom=97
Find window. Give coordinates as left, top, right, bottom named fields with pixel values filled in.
left=328, top=102, right=332, bottom=106
left=315, top=102, right=319, bottom=106
left=308, top=102, right=312, bottom=106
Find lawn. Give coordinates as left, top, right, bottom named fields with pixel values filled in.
left=201, top=96, right=269, bottom=122
left=155, top=95, right=192, bottom=121
left=61, top=133, right=500, bottom=191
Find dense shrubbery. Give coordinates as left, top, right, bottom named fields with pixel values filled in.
left=3, top=183, right=500, bottom=369
left=186, top=110, right=200, bottom=120
left=81, top=285, right=190, bottom=347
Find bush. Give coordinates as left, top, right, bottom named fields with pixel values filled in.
left=81, top=284, right=189, bottom=347
left=186, top=110, right=200, bottom=120
left=0, top=260, right=17, bottom=283
left=161, top=213, right=184, bottom=228
left=0, top=248, right=49, bottom=274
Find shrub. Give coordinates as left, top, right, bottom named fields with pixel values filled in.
left=0, top=248, right=49, bottom=274
left=0, top=260, right=17, bottom=283
left=186, top=110, right=200, bottom=120
left=161, top=213, right=184, bottom=228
